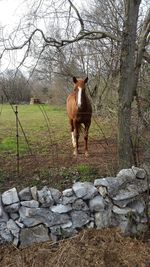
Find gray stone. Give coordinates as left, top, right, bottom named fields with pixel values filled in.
left=130, top=180, right=149, bottom=194
left=59, top=227, right=77, bottom=238
left=21, top=200, right=39, bottom=208
left=19, top=206, right=70, bottom=227
left=50, top=204, right=72, bottom=213
left=0, top=222, right=13, bottom=242
left=116, top=214, right=142, bottom=235
left=38, top=186, right=54, bottom=207
left=15, top=221, right=24, bottom=228
left=113, top=190, right=138, bottom=201
left=112, top=208, right=141, bottom=234
left=136, top=223, right=148, bottom=234
left=2, top=188, right=19, bottom=205
left=7, top=219, right=20, bottom=238
left=95, top=208, right=112, bottom=229
left=72, top=199, right=89, bottom=211
left=62, top=195, right=77, bottom=205
left=112, top=206, right=132, bottom=215
left=72, top=182, right=98, bottom=200
left=87, top=221, right=95, bottom=229
left=30, top=186, right=38, bottom=200
left=142, top=163, right=150, bottom=178
left=94, top=178, right=109, bottom=187
left=63, top=188, right=73, bottom=197
left=10, top=213, right=19, bottom=220
left=50, top=233, right=58, bottom=242
left=119, top=219, right=132, bottom=235
left=127, top=199, right=145, bottom=215
left=50, top=222, right=72, bottom=235
left=132, top=166, right=146, bottom=179
left=13, top=237, right=19, bottom=247
left=112, top=188, right=139, bottom=207
left=49, top=188, right=61, bottom=204
left=117, top=168, right=136, bottom=179
left=61, top=221, right=73, bottom=228
left=71, top=210, right=90, bottom=228
left=19, top=187, right=32, bottom=201
left=0, top=204, right=2, bottom=218
left=20, top=224, right=50, bottom=247
left=140, top=217, right=148, bottom=223
left=89, top=195, right=105, bottom=212
left=0, top=197, right=9, bottom=222
left=50, top=224, right=77, bottom=238
left=94, top=176, right=131, bottom=197
left=50, top=225, right=62, bottom=236
left=98, top=186, right=107, bottom=197
left=4, top=203, right=20, bottom=213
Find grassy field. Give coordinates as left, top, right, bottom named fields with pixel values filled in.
left=0, top=104, right=68, bottom=154
left=0, top=104, right=117, bottom=190
left=0, top=104, right=116, bottom=154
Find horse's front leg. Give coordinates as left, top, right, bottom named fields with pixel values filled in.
left=70, top=119, right=76, bottom=149
left=73, top=121, right=79, bottom=156
left=84, top=122, right=91, bottom=157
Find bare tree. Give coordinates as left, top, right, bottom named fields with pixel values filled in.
left=0, top=70, right=31, bottom=103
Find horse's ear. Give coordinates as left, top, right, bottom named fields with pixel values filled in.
left=73, top=77, right=78, bottom=84
left=84, top=77, right=88, bottom=84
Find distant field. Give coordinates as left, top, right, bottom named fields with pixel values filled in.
left=0, top=104, right=68, bottom=154
left=0, top=104, right=116, bottom=155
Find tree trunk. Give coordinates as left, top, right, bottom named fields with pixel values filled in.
left=118, top=0, right=141, bottom=168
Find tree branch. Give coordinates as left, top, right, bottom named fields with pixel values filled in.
left=0, top=27, right=120, bottom=60
left=68, top=0, right=84, bottom=32
left=136, top=8, right=150, bottom=67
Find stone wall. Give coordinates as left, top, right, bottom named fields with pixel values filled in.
left=0, top=166, right=149, bottom=247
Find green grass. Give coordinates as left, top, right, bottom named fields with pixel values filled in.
left=0, top=104, right=117, bottom=190
left=76, top=164, right=99, bottom=182
left=0, top=104, right=68, bottom=154
left=0, top=137, right=28, bottom=154
left=0, top=104, right=116, bottom=157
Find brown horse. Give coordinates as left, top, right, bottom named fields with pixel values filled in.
left=66, top=76, right=92, bottom=157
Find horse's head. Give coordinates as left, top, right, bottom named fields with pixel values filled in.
left=73, top=76, right=88, bottom=108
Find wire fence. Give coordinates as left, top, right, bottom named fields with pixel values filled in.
left=0, top=97, right=149, bottom=192
left=0, top=101, right=119, bottom=191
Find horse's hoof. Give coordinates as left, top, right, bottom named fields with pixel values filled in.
left=73, top=150, right=78, bottom=157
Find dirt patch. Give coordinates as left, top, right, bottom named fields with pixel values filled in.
left=0, top=138, right=118, bottom=191
left=1, top=228, right=150, bottom=267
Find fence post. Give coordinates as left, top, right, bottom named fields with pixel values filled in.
left=15, top=105, right=20, bottom=177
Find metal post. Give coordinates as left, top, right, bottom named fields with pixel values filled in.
left=15, top=105, right=19, bottom=177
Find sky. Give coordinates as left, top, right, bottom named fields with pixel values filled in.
left=0, top=0, right=44, bottom=74
left=0, top=0, right=84, bottom=29
left=0, top=0, right=84, bottom=73
left=0, top=0, right=28, bottom=73
left=0, top=0, right=85, bottom=74
left=0, top=0, right=24, bottom=27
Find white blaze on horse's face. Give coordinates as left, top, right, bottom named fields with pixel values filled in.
left=77, top=87, right=82, bottom=108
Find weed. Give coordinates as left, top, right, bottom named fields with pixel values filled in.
left=0, top=137, right=28, bottom=154
left=75, top=164, right=98, bottom=182
left=0, top=169, right=6, bottom=185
